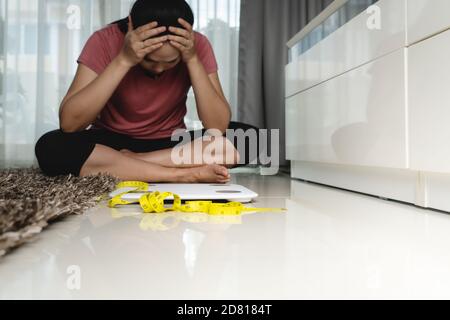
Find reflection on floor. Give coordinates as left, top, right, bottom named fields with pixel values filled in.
left=1, top=173, right=450, bottom=299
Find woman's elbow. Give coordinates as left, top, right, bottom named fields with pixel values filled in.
left=217, top=122, right=231, bottom=135
left=58, top=105, right=86, bottom=133
left=222, top=109, right=232, bottom=132
left=59, top=115, right=84, bottom=133
left=59, top=122, right=79, bottom=133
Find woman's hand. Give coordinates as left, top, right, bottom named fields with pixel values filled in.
left=168, top=18, right=197, bottom=63
left=118, top=16, right=168, bottom=67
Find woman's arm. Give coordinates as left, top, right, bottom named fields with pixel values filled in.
left=169, top=19, right=231, bottom=134
left=59, top=57, right=131, bottom=132
left=60, top=18, right=168, bottom=133
left=186, top=58, right=231, bottom=134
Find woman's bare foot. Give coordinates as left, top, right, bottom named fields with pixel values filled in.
left=119, top=150, right=229, bottom=183
left=181, top=164, right=231, bottom=183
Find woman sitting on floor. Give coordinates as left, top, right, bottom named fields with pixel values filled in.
left=35, top=0, right=258, bottom=183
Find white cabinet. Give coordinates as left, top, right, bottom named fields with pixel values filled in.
left=286, top=0, right=450, bottom=212
left=409, top=29, right=450, bottom=173
left=286, top=0, right=406, bottom=97
left=424, top=173, right=450, bottom=213
left=286, top=49, right=407, bottom=169
left=407, top=0, right=450, bottom=45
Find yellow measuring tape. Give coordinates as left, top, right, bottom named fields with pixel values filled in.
left=108, top=181, right=286, bottom=215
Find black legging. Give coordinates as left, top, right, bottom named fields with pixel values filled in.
left=35, top=122, right=260, bottom=177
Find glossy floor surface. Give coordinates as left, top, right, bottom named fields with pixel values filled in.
left=1, top=173, right=450, bottom=299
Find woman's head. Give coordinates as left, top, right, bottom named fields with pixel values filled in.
left=114, top=0, right=194, bottom=77
left=128, top=0, right=194, bottom=33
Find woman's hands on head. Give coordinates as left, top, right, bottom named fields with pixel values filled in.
left=118, top=17, right=198, bottom=67
left=168, top=18, right=197, bottom=63
left=118, top=16, right=168, bottom=67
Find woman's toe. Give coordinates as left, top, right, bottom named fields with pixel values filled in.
left=215, top=165, right=229, bottom=177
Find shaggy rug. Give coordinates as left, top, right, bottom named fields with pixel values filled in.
left=0, top=168, right=118, bottom=257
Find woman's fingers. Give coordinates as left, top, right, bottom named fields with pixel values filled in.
left=131, top=40, right=145, bottom=52
left=167, top=19, right=197, bottom=62
left=135, top=21, right=158, bottom=35
left=168, top=26, right=190, bottom=38
left=143, top=35, right=168, bottom=47
left=127, top=16, right=133, bottom=33
left=138, top=42, right=164, bottom=56
left=121, top=20, right=165, bottom=66
left=138, top=26, right=167, bottom=40
left=168, top=35, right=190, bottom=47
left=178, top=18, right=193, bottom=32
left=129, top=32, right=167, bottom=60
left=169, top=40, right=185, bottom=51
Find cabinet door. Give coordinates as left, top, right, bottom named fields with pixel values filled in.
left=286, top=49, right=407, bottom=169
left=286, top=0, right=406, bottom=97
left=409, top=29, right=450, bottom=173
left=408, top=0, right=450, bottom=45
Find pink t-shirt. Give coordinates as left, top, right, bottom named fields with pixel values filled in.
left=77, top=23, right=218, bottom=139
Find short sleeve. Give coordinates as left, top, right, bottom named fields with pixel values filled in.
left=77, top=31, right=110, bottom=75
left=195, top=33, right=218, bottom=74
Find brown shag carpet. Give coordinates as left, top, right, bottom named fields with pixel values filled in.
left=0, top=168, right=119, bottom=257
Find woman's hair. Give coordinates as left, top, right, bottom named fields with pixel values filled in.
left=112, top=0, right=194, bottom=35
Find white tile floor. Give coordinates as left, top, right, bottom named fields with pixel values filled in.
left=1, top=173, right=450, bottom=299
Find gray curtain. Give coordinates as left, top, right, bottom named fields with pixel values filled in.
left=238, top=0, right=333, bottom=166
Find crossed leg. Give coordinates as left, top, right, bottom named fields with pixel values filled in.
left=119, top=136, right=240, bottom=168
left=79, top=136, right=239, bottom=183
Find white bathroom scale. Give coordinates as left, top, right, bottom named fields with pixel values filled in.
left=109, top=184, right=258, bottom=203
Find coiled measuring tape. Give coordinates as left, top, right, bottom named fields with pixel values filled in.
left=108, top=181, right=286, bottom=215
